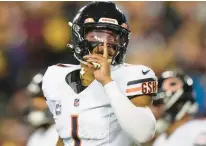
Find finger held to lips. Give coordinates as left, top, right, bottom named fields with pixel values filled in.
left=103, top=41, right=108, bottom=59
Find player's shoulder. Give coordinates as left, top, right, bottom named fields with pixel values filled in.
left=45, top=63, right=80, bottom=74
left=113, top=63, right=157, bottom=80
left=42, top=63, right=80, bottom=98
left=167, top=120, right=206, bottom=146
left=112, top=63, right=158, bottom=97
left=176, top=119, right=206, bottom=132
left=120, top=63, right=155, bottom=73
left=171, top=119, right=206, bottom=139
left=43, top=63, right=80, bottom=81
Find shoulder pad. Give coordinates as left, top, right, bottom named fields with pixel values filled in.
left=42, top=64, right=80, bottom=100
left=113, top=64, right=158, bottom=97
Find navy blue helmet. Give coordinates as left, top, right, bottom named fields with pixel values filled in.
left=70, top=1, right=130, bottom=65
left=153, top=70, right=198, bottom=122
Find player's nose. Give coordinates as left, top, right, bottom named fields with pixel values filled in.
left=98, top=44, right=116, bottom=56
left=98, top=43, right=113, bottom=51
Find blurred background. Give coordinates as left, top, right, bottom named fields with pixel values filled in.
left=0, top=1, right=205, bottom=146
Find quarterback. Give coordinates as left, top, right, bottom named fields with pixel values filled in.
left=42, top=2, right=157, bottom=146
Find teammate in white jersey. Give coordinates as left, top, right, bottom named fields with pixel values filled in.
left=160, top=117, right=206, bottom=146
left=152, top=70, right=198, bottom=146
left=156, top=101, right=206, bottom=146
left=42, top=2, right=157, bottom=146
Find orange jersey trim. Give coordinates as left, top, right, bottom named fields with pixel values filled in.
left=126, top=87, right=142, bottom=93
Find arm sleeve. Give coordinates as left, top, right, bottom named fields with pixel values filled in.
left=104, top=65, right=158, bottom=143
left=104, top=81, right=156, bottom=143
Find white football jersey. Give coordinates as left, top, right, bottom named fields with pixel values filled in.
left=27, top=125, right=58, bottom=146
left=152, top=133, right=167, bottom=146
left=42, top=63, right=157, bottom=146
left=153, top=119, right=206, bottom=146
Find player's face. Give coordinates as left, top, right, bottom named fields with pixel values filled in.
left=85, top=29, right=118, bottom=59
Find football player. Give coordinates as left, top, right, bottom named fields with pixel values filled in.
left=152, top=70, right=199, bottom=146
left=26, top=72, right=59, bottom=146
left=42, top=2, right=157, bottom=146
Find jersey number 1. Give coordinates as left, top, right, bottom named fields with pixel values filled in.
left=71, top=115, right=81, bottom=146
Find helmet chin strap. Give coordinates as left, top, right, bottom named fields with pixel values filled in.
left=68, top=22, right=100, bottom=68
left=67, top=43, right=91, bottom=66
left=70, top=44, right=113, bottom=70
left=73, top=51, right=101, bottom=69
left=73, top=52, right=88, bottom=66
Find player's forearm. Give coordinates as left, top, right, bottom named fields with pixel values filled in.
left=104, top=81, right=156, bottom=144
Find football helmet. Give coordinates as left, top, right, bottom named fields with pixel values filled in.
left=27, top=72, right=44, bottom=98
left=153, top=70, right=198, bottom=123
left=26, top=71, right=53, bottom=127
left=68, top=1, right=130, bottom=65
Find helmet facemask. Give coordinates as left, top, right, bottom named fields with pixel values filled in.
left=68, top=22, right=130, bottom=66
left=153, top=71, right=198, bottom=134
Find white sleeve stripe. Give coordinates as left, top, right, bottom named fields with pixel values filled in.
left=127, top=78, right=156, bottom=86
left=126, top=83, right=142, bottom=90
